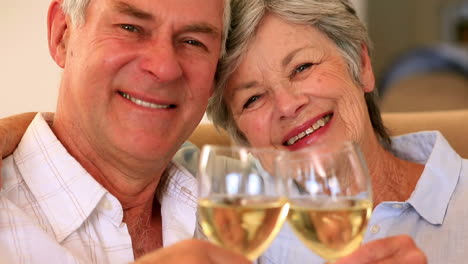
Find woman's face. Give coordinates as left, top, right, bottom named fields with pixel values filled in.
left=225, top=14, right=376, bottom=152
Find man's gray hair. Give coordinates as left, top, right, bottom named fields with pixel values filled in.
left=61, top=0, right=89, bottom=26
left=60, top=0, right=231, bottom=57
left=208, top=0, right=390, bottom=147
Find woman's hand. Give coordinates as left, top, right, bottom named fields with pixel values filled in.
left=134, top=239, right=251, bottom=264
left=335, top=235, right=427, bottom=264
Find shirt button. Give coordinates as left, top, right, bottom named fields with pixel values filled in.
left=370, top=225, right=380, bottom=234
left=102, top=200, right=112, bottom=210
left=392, top=204, right=403, bottom=209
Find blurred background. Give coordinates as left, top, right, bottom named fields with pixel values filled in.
left=369, top=0, right=468, bottom=112
left=1, top=0, right=468, bottom=118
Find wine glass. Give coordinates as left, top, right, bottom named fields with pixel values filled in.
left=197, top=145, right=289, bottom=261
left=277, top=141, right=372, bottom=262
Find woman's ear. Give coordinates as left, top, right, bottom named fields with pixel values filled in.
left=360, top=44, right=375, bottom=93
left=47, top=0, right=69, bottom=68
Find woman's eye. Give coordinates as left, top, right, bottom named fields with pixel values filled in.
left=243, top=95, right=261, bottom=109
left=293, top=63, right=313, bottom=76
left=119, top=24, right=140, bottom=33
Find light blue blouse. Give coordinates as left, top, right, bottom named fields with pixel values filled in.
left=259, top=131, right=468, bottom=263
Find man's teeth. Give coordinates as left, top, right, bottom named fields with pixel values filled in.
left=120, top=92, right=171, bottom=109
left=286, top=115, right=331, bottom=146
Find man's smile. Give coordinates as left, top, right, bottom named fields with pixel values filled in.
left=118, top=91, right=176, bottom=109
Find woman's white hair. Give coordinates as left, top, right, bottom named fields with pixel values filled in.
left=207, top=0, right=390, bottom=147
left=60, top=0, right=231, bottom=57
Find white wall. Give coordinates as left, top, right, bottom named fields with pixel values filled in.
left=1, top=0, right=367, bottom=119
left=1, top=0, right=60, bottom=118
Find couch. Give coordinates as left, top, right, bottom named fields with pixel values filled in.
left=188, top=110, right=468, bottom=158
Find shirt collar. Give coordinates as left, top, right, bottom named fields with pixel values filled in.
left=390, top=131, right=462, bottom=225
left=157, top=159, right=198, bottom=246
left=13, top=113, right=108, bottom=242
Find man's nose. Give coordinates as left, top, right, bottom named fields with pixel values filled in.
left=274, top=86, right=308, bottom=120
left=139, top=39, right=183, bottom=82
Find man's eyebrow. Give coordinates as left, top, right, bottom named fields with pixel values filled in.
left=113, top=1, right=154, bottom=20
left=178, top=23, right=221, bottom=38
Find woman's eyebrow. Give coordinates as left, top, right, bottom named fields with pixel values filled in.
left=230, top=81, right=259, bottom=98
left=282, top=47, right=304, bottom=67
left=282, top=45, right=320, bottom=67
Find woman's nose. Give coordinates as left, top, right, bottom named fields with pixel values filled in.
left=139, top=39, right=183, bottom=83
left=274, top=86, right=308, bottom=120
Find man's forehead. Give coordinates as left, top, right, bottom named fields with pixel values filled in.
left=88, top=0, right=223, bottom=32
left=102, top=0, right=224, bottom=18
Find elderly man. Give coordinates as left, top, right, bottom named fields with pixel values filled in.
left=0, top=0, right=425, bottom=263
left=0, top=0, right=247, bottom=263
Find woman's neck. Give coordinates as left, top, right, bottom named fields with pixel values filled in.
left=365, top=141, right=425, bottom=207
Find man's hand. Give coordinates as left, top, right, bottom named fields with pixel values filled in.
left=134, top=239, right=251, bottom=264
left=0, top=112, right=37, bottom=188
left=335, top=235, right=427, bottom=264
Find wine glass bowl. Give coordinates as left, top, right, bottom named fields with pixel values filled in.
left=197, top=145, right=289, bottom=261
left=277, top=141, right=372, bottom=262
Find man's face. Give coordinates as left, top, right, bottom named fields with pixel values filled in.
left=57, top=0, right=223, bottom=163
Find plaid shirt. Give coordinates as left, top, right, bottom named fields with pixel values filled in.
left=0, top=113, right=198, bottom=264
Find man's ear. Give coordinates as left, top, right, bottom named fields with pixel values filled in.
left=48, top=0, right=69, bottom=68
left=360, top=44, right=375, bottom=93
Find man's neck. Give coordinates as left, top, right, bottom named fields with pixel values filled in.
left=124, top=193, right=163, bottom=259
left=50, top=115, right=168, bottom=256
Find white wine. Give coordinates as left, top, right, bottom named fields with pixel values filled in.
left=288, top=197, right=372, bottom=261
left=198, top=196, right=289, bottom=260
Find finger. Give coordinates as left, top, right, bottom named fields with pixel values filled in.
left=372, top=246, right=427, bottom=264
left=134, top=239, right=251, bottom=264
left=371, top=253, right=427, bottom=264
left=202, top=241, right=251, bottom=264
left=335, top=235, right=420, bottom=264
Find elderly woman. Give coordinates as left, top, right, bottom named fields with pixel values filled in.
left=206, top=0, right=468, bottom=263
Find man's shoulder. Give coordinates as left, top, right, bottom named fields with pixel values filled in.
left=0, top=157, right=55, bottom=260
left=0, top=154, right=42, bottom=222
left=0, top=191, right=77, bottom=263
left=1, top=155, right=24, bottom=194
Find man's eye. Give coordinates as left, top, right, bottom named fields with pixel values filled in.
left=185, top=39, right=203, bottom=47
left=184, top=39, right=208, bottom=51
left=293, top=63, right=313, bottom=76
left=119, top=24, right=140, bottom=33
left=243, top=95, right=261, bottom=109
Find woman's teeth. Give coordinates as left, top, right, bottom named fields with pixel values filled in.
left=120, top=92, right=173, bottom=109
left=286, top=114, right=332, bottom=146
